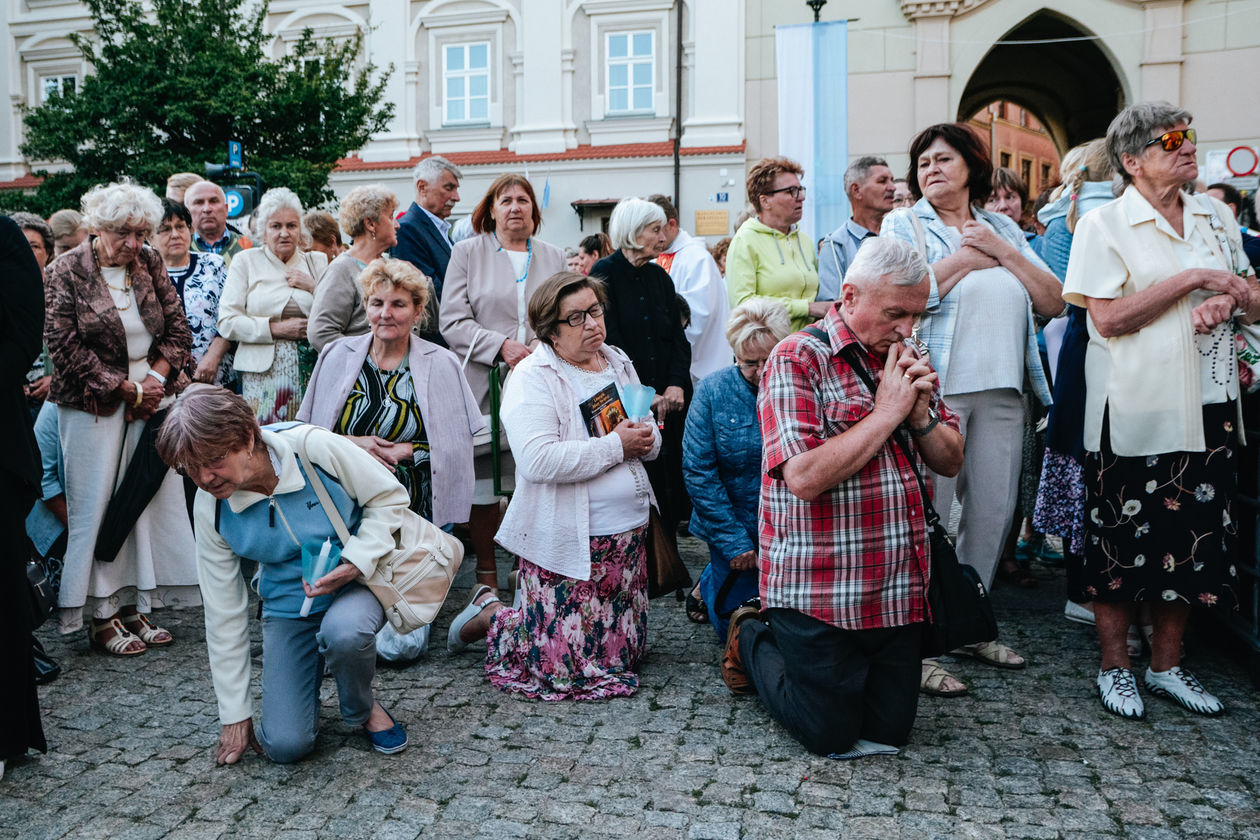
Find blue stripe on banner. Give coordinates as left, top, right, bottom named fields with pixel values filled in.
left=811, top=20, right=848, bottom=243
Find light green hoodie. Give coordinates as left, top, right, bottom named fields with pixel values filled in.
left=725, top=217, right=819, bottom=330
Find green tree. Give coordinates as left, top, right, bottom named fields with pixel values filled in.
left=9, top=0, right=393, bottom=215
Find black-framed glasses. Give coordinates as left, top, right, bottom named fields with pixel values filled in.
left=1143, top=128, right=1197, bottom=152
left=766, top=185, right=806, bottom=199
left=736, top=357, right=769, bottom=372
left=560, top=303, right=605, bottom=327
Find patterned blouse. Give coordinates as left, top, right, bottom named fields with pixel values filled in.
left=333, top=354, right=432, bottom=521
left=169, top=251, right=234, bottom=385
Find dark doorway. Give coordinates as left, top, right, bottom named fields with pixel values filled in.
left=959, top=11, right=1124, bottom=154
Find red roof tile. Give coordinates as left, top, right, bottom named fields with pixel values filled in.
left=335, top=141, right=745, bottom=172
left=0, top=174, right=44, bottom=190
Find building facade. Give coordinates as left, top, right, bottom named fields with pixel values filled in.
left=1, top=0, right=746, bottom=248
left=7, top=1, right=1260, bottom=245
left=746, top=0, right=1260, bottom=238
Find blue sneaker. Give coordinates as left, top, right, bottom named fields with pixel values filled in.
left=366, top=710, right=408, bottom=755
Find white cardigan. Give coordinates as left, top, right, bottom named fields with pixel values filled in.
left=218, top=247, right=328, bottom=373
left=494, top=343, right=660, bottom=580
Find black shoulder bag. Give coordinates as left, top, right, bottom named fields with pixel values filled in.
left=802, top=327, right=996, bottom=656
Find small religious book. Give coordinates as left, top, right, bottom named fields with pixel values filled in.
left=578, top=383, right=627, bottom=438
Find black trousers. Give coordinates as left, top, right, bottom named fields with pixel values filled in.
left=739, top=608, right=921, bottom=756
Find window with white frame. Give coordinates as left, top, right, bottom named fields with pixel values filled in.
left=40, top=74, right=77, bottom=102
left=443, top=42, right=490, bottom=125
left=606, top=31, right=653, bottom=115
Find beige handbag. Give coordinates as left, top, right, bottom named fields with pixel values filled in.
left=291, top=429, right=462, bottom=634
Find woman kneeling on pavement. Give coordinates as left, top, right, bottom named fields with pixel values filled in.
left=156, top=385, right=411, bottom=762
left=446, top=271, right=662, bottom=700
left=682, top=300, right=791, bottom=638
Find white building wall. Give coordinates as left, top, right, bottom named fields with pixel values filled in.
left=1, top=0, right=747, bottom=249
left=745, top=0, right=1260, bottom=184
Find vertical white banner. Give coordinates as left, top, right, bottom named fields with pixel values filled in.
left=776, top=21, right=849, bottom=243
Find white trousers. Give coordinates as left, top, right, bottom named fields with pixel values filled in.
left=930, top=388, right=1024, bottom=591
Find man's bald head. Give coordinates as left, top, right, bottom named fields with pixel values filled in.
left=185, top=180, right=229, bottom=242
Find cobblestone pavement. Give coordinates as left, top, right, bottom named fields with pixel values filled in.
left=4, top=537, right=1259, bottom=840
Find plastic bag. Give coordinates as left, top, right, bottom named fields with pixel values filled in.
left=375, top=622, right=430, bottom=663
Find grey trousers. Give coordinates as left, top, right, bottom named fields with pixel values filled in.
left=257, top=584, right=384, bottom=764
left=930, top=388, right=1024, bottom=590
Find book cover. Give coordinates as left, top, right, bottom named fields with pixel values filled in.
left=578, top=382, right=627, bottom=437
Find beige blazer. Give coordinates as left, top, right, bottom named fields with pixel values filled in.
left=218, top=247, right=328, bottom=373
left=438, top=232, right=565, bottom=413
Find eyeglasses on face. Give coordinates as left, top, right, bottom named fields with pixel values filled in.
left=1143, top=128, right=1196, bottom=152
left=560, top=302, right=605, bottom=327
left=766, top=185, right=806, bottom=200
left=736, top=357, right=769, bottom=371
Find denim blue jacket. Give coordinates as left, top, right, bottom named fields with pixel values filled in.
left=682, top=364, right=760, bottom=562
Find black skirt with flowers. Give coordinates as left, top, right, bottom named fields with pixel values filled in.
left=1081, top=402, right=1239, bottom=608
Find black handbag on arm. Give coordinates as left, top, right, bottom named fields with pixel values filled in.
left=805, top=328, right=997, bottom=656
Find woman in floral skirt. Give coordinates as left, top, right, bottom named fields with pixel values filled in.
left=446, top=271, right=661, bottom=700
left=1064, top=102, right=1259, bottom=720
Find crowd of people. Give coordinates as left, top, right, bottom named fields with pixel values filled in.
left=4, top=99, right=1258, bottom=777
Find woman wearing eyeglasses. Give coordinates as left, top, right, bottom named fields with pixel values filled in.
left=882, top=123, right=1064, bottom=696
left=1062, top=103, right=1259, bottom=720
left=682, top=300, right=791, bottom=638
left=446, top=271, right=662, bottom=701
left=726, top=157, right=829, bottom=332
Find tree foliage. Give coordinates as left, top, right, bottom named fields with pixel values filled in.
left=9, top=0, right=394, bottom=215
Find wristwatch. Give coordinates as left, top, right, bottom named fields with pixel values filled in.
left=908, top=406, right=940, bottom=437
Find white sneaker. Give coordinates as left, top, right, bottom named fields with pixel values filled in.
left=1098, top=668, right=1145, bottom=720
left=1064, top=601, right=1096, bottom=625
left=1144, top=666, right=1225, bottom=717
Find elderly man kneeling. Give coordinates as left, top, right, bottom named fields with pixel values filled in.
left=721, top=236, right=964, bottom=758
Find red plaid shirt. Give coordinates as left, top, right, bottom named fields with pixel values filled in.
left=757, top=308, right=960, bottom=630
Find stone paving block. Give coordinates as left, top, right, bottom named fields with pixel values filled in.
left=685, top=822, right=740, bottom=840
left=8, top=548, right=1260, bottom=839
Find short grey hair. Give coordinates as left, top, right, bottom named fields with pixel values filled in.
left=843, top=236, right=928, bottom=289
left=1106, top=101, right=1193, bottom=185
left=155, top=384, right=260, bottom=473
left=253, top=187, right=306, bottom=240
left=10, top=212, right=53, bottom=254
left=725, top=299, right=791, bottom=357
left=608, top=197, right=667, bottom=251
left=338, top=184, right=398, bottom=238
left=412, top=155, right=462, bottom=187
left=81, top=179, right=163, bottom=233
left=843, top=156, right=890, bottom=194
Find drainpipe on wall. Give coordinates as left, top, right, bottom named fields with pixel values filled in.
left=673, top=0, right=683, bottom=210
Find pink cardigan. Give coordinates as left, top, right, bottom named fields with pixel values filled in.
left=296, top=333, right=486, bottom=527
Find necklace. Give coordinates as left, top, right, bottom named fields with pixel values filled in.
left=555, top=350, right=606, bottom=374
left=371, top=341, right=405, bottom=372
left=95, top=241, right=134, bottom=310
left=493, top=232, right=532, bottom=283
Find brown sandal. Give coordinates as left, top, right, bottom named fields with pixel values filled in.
left=121, top=612, right=174, bottom=646
left=89, top=617, right=147, bottom=656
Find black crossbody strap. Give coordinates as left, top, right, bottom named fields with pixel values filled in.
left=801, top=326, right=943, bottom=531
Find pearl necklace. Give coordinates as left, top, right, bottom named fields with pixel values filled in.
left=554, top=351, right=606, bottom=374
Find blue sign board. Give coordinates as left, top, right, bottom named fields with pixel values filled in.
left=228, top=141, right=243, bottom=169
left=716, top=192, right=729, bottom=203
left=224, top=188, right=246, bottom=217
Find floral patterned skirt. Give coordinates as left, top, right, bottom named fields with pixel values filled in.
left=1081, top=403, right=1239, bottom=607
left=241, top=340, right=307, bottom=424
left=485, top=526, right=648, bottom=701
left=1032, top=450, right=1086, bottom=555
